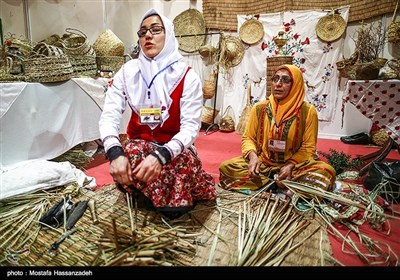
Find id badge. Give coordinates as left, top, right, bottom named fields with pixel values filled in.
left=268, top=139, right=286, bottom=152
left=139, top=107, right=162, bottom=124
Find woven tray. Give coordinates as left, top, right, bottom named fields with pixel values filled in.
left=239, top=18, right=264, bottom=45
left=173, top=9, right=206, bottom=53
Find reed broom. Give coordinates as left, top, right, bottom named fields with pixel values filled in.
left=236, top=83, right=252, bottom=135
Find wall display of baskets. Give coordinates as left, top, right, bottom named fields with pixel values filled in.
left=25, top=43, right=73, bottom=83
left=201, top=105, right=219, bottom=125
left=93, top=29, right=125, bottom=57
left=173, top=9, right=206, bottom=53
left=219, top=105, right=235, bottom=133
left=316, top=13, right=346, bottom=43
left=239, top=18, right=264, bottom=45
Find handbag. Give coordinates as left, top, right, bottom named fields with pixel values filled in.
left=364, top=161, right=400, bottom=203
left=219, top=105, right=235, bottom=132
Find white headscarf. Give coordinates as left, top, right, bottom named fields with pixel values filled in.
left=133, top=8, right=187, bottom=128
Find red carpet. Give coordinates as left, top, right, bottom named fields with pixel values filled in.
left=84, top=130, right=400, bottom=266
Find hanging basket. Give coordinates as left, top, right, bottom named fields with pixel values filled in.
left=219, top=105, right=235, bottom=133
left=202, top=71, right=217, bottom=99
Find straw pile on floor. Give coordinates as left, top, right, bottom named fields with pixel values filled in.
left=0, top=183, right=335, bottom=266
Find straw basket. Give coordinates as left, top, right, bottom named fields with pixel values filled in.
left=388, top=1, right=400, bottom=44
left=202, top=71, right=217, bottom=99
left=266, top=56, right=293, bottom=97
left=62, top=28, right=95, bottom=57
left=96, top=54, right=131, bottom=76
left=69, top=55, right=98, bottom=77
left=93, top=29, right=125, bottom=57
left=201, top=105, right=219, bottom=125
left=173, top=9, right=206, bottom=53
left=219, top=105, right=235, bottom=133
left=239, top=19, right=264, bottom=45
left=3, top=34, right=33, bottom=58
left=25, top=43, right=73, bottom=83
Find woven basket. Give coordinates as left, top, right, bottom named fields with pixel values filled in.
left=62, top=28, right=95, bottom=57
left=3, top=33, right=33, bottom=58
left=201, top=105, right=219, bottom=125
left=69, top=55, right=98, bottom=77
left=25, top=42, right=73, bottom=83
left=316, top=13, right=346, bottom=42
left=173, top=9, right=206, bottom=53
left=93, top=29, right=125, bottom=57
left=96, top=55, right=131, bottom=75
left=372, top=129, right=390, bottom=147
left=202, top=71, right=217, bottom=99
left=219, top=105, right=235, bottom=133
left=239, top=18, right=264, bottom=45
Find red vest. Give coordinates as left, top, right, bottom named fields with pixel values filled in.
left=127, top=67, right=190, bottom=144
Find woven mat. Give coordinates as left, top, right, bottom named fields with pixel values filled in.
left=0, top=184, right=334, bottom=266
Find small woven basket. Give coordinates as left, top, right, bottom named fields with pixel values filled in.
left=93, top=29, right=125, bottom=57
left=201, top=105, right=219, bottom=125
left=25, top=42, right=73, bottom=83
left=202, top=71, right=217, bottom=99
left=219, top=105, right=235, bottom=133
left=62, top=28, right=95, bottom=57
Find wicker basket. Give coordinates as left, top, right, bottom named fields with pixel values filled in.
left=219, top=105, right=235, bottom=133
left=62, top=28, right=95, bottom=57
left=202, top=71, right=217, bottom=99
left=69, top=55, right=98, bottom=77
left=96, top=55, right=131, bottom=75
left=201, top=105, right=219, bottom=125
left=25, top=42, right=73, bottom=83
left=93, top=29, right=125, bottom=57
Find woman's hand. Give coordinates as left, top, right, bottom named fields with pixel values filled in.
left=132, top=154, right=162, bottom=183
left=110, top=156, right=133, bottom=186
left=247, top=151, right=261, bottom=178
left=275, top=163, right=295, bottom=188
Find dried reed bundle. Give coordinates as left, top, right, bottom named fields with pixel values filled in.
left=50, top=145, right=93, bottom=170
left=236, top=83, right=252, bottom=135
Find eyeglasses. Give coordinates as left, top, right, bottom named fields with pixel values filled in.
left=271, top=75, right=292, bottom=84
left=137, top=26, right=165, bottom=37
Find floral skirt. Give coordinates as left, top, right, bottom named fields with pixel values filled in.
left=117, top=139, right=217, bottom=211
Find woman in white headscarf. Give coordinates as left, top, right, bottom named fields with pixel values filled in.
left=99, top=8, right=216, bottom=217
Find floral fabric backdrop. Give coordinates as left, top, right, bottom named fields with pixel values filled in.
left=219, top=7, right=350, bottom=126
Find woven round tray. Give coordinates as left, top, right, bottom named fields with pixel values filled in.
left=173, top=9, right=206, bottom=53
left=316, top=13, right=346, bottom=42
left=239, top=19, right=264, bottom=45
